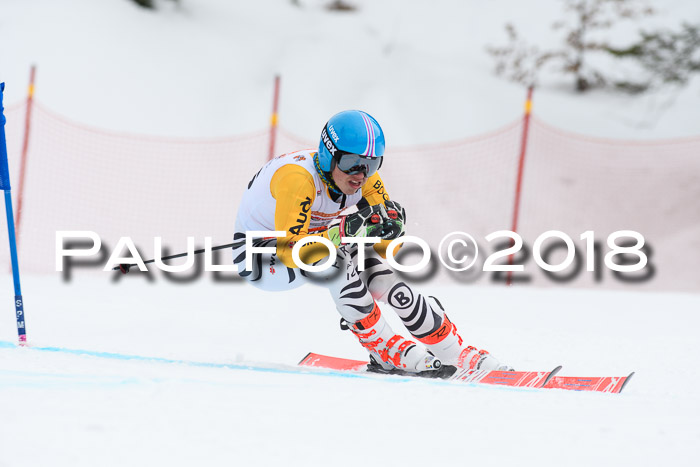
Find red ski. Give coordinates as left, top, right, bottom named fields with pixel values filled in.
left=299, top=352, right=634, bottom=393
left=543, top=374, right=634, bottom=393
left=299, top=352, right=560, bottom=389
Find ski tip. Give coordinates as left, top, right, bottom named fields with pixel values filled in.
left=541, top=365, right=563, bottom=387
left=619, top=371, right=635, bottom=393
left=298, top=352, right=313, bottom=365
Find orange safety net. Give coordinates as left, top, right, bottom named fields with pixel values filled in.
left=1, top=101, right=698, bottom=292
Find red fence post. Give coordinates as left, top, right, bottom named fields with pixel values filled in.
left=506, top=86, right=534, bottom=286
left=267, top=74, right=281, bottom=161
left=15, top=64, right=36, bottom=242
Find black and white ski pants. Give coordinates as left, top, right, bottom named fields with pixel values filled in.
left=232, top=234, right=448, bottom=340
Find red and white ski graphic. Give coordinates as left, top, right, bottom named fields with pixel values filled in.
left=450, top=366, right=560, bottom=388
left=299, top=352, right=634, bottom=393
left=543, top=375, right=634, bottom=393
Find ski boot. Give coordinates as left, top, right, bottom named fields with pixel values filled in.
left=345, top=303, right=445, bottom=375
left=416, top=301, right=513, bottom=371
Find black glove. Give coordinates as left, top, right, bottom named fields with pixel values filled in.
left=327, top=205, right=386, bottom=246
left=380, top=200, right=406, bottom=240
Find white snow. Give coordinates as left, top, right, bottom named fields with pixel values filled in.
left=1, top=275, right=700, bottom=466
left=1, top=0, right=700, bottom=466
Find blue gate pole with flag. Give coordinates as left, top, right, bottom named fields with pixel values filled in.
left=0, top=82, right=27, bottom=345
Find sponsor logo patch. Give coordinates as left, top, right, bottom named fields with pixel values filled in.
left=321, top=127, right=338, bottom=156
left=328, top=125, right=340, bottom=142
left=373, top=179, right=389, bottom=201
left=388, top=283, right=414, bottom=310
left=289, top=197, right=312, bottom=236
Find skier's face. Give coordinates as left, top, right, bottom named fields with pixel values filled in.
left=332, top=166, right=368, bottom=195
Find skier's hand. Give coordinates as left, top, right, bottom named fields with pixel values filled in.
left=327, top=205, right=385, bottom=246
left=381, top=200, right=406, bottom=240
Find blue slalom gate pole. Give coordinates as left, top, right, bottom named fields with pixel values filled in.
left=0, top=82, right=27, bottom=345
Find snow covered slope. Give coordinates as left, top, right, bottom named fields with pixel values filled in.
left=1, top=275, right=700, bottom=466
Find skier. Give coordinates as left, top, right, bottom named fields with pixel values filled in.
left=233, top=110, right=510, bottom=374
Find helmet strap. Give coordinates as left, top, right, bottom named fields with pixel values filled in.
left=313, top=152, right=343, bottom=197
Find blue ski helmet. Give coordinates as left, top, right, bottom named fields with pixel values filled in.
left=317, top=110, right=385, bottom=173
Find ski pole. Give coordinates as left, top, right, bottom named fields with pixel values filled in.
left=113, top=241, right=235, bottom=273
left=0, top=82, right=28, bottom=345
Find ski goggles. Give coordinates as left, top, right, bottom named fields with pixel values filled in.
left=334, top=152, right=383, bottom=176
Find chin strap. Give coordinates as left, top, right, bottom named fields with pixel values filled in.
left=313, top=152, right=342, bottom=197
